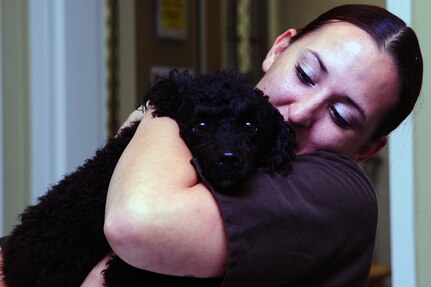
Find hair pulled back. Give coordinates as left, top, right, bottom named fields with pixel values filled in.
left=291, top=4, right=423, bottom=139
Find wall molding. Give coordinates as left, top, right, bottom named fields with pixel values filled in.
left=2, top=0, right=31, bottom=234
left=0, top=0, right=4, bottom=234
left=387, top=1, right=416, bottom=287
left=29, top=0, right=106, bottom=201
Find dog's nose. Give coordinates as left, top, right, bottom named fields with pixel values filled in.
left=218, top=152, right=240, bottom=169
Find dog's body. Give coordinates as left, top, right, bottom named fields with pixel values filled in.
left=2, top=70, right=295, bottom=287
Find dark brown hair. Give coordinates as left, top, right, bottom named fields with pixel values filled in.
left=291, top=4, right=423, bottom=139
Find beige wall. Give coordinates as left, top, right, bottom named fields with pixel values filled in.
left=2, top=0, right=107, bottom=235
left=134, top=0, right=198, bottom=105
left=118, top=0, right=137, bottom=123
left=268, top=0, right=385, bottom=47
left=413, top=0, right=431, bottom=286
left=1, top=0, right=430, bottom=284
left=1, top=0, right=31, bottom=233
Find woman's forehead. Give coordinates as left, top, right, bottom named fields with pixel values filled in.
left=297, top=22, right=377, bottom=55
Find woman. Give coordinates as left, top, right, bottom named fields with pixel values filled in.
left=0, top=4, right=423, bottom=287
left=102, top=5, right=422, bottom=287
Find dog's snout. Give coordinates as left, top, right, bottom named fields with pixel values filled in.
left=218, top=152, right=240, bottom=169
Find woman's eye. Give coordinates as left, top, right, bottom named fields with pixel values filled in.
left=295, top=64, right=315, bottom=87
left=192, top=122, right=208, bottom=135
left=244, top=122, right=258, bottom=135
left=329, top=106, right=351, bottom=129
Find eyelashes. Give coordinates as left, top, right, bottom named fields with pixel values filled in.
left=329, top=105, right=352, bottom=129
left=295, top=64, right=315, bottom=87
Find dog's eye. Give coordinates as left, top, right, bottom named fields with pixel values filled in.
left=244, top=122, right=258, bottom=135
left=192, top=122, right=208, bottom=135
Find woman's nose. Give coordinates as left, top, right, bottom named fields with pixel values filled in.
left=287, top=98, right=322, bottom=127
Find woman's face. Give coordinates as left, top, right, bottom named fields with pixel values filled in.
left=257, top=22, right=399, bottom=162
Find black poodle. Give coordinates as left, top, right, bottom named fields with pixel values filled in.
left=2, top=70, right=296, bottom=287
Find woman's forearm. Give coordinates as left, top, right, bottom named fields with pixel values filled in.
left=0, top=251, right=7, bottom=287
left=104, top=113, right=227, bottom=277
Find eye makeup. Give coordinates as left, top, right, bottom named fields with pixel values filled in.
left=295, top=49, right=326, bottom=87
left=330, top=102, right=365, bottom=130
left=295, top=63, right=316, bottom=87
left=330, top=105, right=352, bottom=129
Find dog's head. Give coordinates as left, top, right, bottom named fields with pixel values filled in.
left=144, top=70, right=296, bottom=191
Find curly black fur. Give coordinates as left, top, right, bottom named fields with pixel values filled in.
left=2, top=70, right=295, bottom=287
left=146, top=70, right=296, bottom=190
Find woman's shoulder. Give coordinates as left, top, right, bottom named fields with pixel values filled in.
left=213, top=150, right=377, bottom=220
left=210, top=151, right=378, bottom=286
left=213, top=151, right=377, bottom=227
left=262, top=151, right=376, bottom=208
left=286, top=151, right=374, bottom=192
left=294, top=151, right=365, bottom=176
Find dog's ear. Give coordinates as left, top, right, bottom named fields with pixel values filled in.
left=263, top=122, right=296, bottom=176
left=143, top=70, right=193, bottom=119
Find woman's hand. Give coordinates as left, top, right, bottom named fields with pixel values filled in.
left=104, top=111, right=228, bottom=278
left=0, top=251, right=7, bottom=287
left=80, top=254, right=112, bottom=287
left=116, top=106, right=145, bottom=136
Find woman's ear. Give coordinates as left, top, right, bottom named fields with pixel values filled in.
left=262, top=29, right=297, bottom=72
left=353, top=136, right=388, bottom=162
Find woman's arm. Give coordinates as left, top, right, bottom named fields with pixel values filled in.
left=80, top=254, right=112, bottom=287
left=104, top=112, right=228, bottom=278
left=0, top=252, right=6, bottom=287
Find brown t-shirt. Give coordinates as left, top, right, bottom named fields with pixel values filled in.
left=1, top=152, right=376, bottom=287
left=194, top=151, right=377, bottom=287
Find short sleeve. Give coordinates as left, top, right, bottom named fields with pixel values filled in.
left=195, top=151, right=378, bottom=287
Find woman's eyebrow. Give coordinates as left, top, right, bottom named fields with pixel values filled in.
left=307, top=49, right=328, bottom=74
